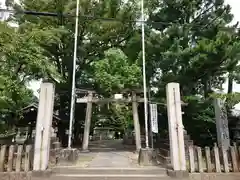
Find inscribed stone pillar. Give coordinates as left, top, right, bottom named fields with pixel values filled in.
left=82, top=92, right=93, bottom=151
left=132, top=92, right=141, bottom=151
left=166, top=83, right=186, bottom=171
left=33, top=82, right=55, bottom=171
left=214, top=98, right=230, bottom=150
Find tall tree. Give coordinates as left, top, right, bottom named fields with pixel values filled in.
left=146, top=0, right=240, bottom=96
left=0, top=21, right=59, bottom=130
left=143, top=0, right=240, bottom=144
left=9, top=0, right=139, bottom=118
left=92, top=48, right=142, bottom=95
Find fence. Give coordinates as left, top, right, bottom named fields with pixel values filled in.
left=0, top=142, right=60, bottom=172
left=187, top=143, right=240, bottom=173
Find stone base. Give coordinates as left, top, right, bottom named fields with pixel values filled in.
left=32, top=170, right=53, bottom=178
left=138, top=148, right=155, bottom=166
left=81, top=149, right=90, bottom=153
left=0, top=172, right=32, bottom=180
left=58, top=148, right=78, bottom=164
left=167, top=169, right=189, bottom=178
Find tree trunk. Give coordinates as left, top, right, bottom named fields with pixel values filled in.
left=228, top=73, right=233, bottom=94
left=204, top=80, right=209, bottom=98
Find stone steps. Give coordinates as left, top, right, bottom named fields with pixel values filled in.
left=53, top=166, right=166, bottom=174
left=156, top=135, right=194, bottom=166
left=51, top=167, right=170, bottom=180
left=51, top=175, right=170, bottom=180
left=157, top=154, right=171, bottom=168
left=158, top=148, right=170, bottom=157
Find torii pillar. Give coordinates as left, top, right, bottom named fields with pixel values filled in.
left=82, top=92, right=93, bottom=152
left=166, top=83, right=187, bottom=175
left=132, top=91, right=141, bottom=151
left=33, top=82, right=55, bottom=171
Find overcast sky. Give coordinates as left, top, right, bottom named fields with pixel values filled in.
left=226, top=0, right=240, bottom=24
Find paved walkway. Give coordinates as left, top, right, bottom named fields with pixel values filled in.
left=87, top=151, right=137, bottom=167
left=75, top=139, right=139, bottom=168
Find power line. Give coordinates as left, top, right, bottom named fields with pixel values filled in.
left=0, top=8, right=239, bottom=30
left=0, top=8, right=161, bottom=24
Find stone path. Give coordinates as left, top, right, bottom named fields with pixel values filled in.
left=53, top=140, right=169, bottom=180
left=76, top=139, right=139, bottom=168
left=87, top=151, right=138, bottom=167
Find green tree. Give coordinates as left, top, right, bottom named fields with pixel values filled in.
left=95, top=103, right=133, bottom=133
left=143, top=0, right=240, bottom=144
left=0, top=21, right=60, bottom=131
left=147, top=0, right=240, bottom=96
left=91, top=48, right=141, bottom=132
left=9, top=0, right=139, bottom=118
left=0, top=21, right=59, bottom=107
left=92, top=48, right=142, bottom=95
left=4, top=0, right=240, bottom=145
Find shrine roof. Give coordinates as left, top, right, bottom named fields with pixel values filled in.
left=20, top=103, right=62, bottom=121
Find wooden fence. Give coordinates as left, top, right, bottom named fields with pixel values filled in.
left=0, top=142, right=60, bottom=172
left=187, top=143, right=240, bottom=173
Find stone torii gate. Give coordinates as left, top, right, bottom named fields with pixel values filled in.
left=32, top=82, right=187, bottom=171
left=76, top=89, right=145, bottom=152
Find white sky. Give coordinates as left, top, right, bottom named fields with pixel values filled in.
left=226, top=0, right=240, bottom=24
left=1, top=0, right=240, bottom=100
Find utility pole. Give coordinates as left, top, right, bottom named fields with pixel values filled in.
left=141, top=0, right=149, bottom=148
left=68, top=0, right=80, bottom=148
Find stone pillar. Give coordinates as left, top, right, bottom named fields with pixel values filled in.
left=132, top=92, right=141, bottom=151
left=214, top=98, right=230, bottom=150
left=82, top=92, right=93, bottom=152
left=33, top=82, right=55, bottom=171
left=166, top=83, right=186, bottom=171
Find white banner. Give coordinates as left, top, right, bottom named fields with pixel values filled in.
left=150, top=104, right=158, bottom=133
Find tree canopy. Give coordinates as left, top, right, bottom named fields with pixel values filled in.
left=1, top=0, right=240, bottom=144
left=92, top=48, right=142, bottom=94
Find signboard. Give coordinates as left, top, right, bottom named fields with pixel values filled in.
left=76, top=96, right=88, bottom=103
left=150, top=104, right=158, bottom=133
left=214, top=98, right=230, bottom=149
